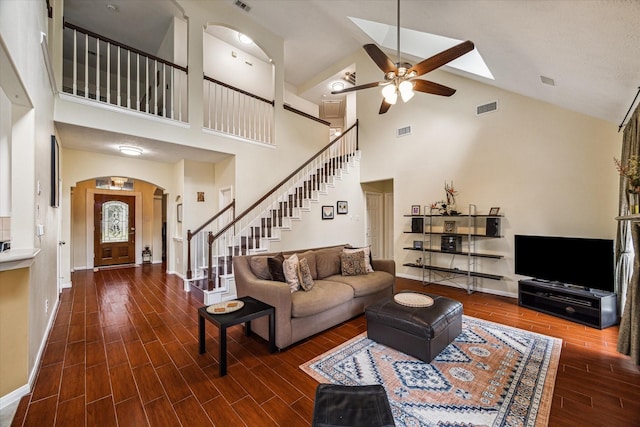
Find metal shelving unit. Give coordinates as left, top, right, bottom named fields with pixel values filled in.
left=403, top=204, right=504, bottom=294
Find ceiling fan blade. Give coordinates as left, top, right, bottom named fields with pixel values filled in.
left=363, top=44, right=397, bottom=74
left=408, top=40, right=475, bottom=77
left=379, top=99, right=392, bottom=114
left=331, top=81, right=383, bottom=94
left=413, top=79, right=457, bottom=97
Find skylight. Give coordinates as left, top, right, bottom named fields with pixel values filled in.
left=349, top=17, right=494, bottom=80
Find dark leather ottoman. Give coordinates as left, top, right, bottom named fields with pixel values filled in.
left=365, top=291, right=463, bottom=362
left=312, top=384, right=395, bottom=427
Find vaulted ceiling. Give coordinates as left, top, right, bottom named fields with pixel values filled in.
left=63, top=0, right=640, bottom=126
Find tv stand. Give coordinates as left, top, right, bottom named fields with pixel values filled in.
left=518, top=279, right=617, bottom=329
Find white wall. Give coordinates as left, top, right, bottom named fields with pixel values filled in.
left=203, top=32, right=274, bottom=100
left=0, top=0, right=58, bottom=402
left=353, top=49, right=621, bottom=298
left=265, top=158, right=366, bottom=253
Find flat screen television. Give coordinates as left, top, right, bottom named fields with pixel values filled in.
left=514, top=234, right=615, bottom=293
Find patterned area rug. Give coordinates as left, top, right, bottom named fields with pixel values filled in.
left=300, top=315, right=561, bottom=427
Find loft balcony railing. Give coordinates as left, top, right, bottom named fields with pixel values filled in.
left=203, top=75, right=275, bottom=145
left=62, top=22, right=188, bottom=122
left=186, top=121, right=359, bottom=291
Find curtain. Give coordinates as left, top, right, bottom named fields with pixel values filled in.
left=617, top=104, right=640, bottom=365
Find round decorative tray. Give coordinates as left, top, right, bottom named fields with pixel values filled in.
left=206, top=300, right=245, bottom=314
left=394, top=292, right=434, bottom=308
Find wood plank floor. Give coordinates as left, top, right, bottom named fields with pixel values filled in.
left=10, top=264, right=640, bottom=426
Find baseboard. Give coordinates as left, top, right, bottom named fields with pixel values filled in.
left=0, top=296, right=60, bottom=410
left=61, top=280, right=72, bottom=289
left=395, top=272, right=516, bottom=299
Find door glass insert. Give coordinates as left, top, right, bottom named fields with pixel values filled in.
left=102, top=201, right=129, bottom=243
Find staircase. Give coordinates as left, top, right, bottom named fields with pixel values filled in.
left=185, top=121, right=360, bottom=304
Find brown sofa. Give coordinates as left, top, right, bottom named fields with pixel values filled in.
left=233, top=244, right=395, bottom=349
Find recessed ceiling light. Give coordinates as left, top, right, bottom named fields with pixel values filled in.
left=238, top=33, right=253, bottom=45
left=119, top=146, right=142, bottom=156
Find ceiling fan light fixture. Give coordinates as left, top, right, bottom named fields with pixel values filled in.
left=381, top=84, right=398, bottom=104
left=399, top=80, right=414, bottom=102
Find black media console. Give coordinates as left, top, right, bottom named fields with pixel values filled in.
left=518, top=279, right=617, bottom=329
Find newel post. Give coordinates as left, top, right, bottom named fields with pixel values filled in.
left=186, top=229, right=193, bottom=280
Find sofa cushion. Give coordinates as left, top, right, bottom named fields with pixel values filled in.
left=325, top=271, right=394, bottom=298
left=250, top=256, right=272, bottom=280
left=297, top=257, right=315, bottom=291
left=267, top=253, right=286, bottom=282
left=291, top=280, right=354, bottom=318
left=315, top=246, right=344, bottom=279
left=341, top=251, right=367, bottom=276
left=283, top=253, right=301, bottom=292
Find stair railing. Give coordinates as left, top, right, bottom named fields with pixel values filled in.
left=186, top=120, right=359, bottom=291
left=62, top=21, right=188, bottom=122
left=203, top=75, right=275, bottom=145
left=186, top=200, right=235, bottom=283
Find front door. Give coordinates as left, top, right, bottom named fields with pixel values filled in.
left=94, top=194, right=136, bottom=266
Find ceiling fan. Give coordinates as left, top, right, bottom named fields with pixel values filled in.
left=331, top=0, right=475, bottom=114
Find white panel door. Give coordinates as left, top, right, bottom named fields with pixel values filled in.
left=365, top=192, right=384, bottom=259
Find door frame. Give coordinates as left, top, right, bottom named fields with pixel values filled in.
left=85, top=188, right=142, bottom=269
left=364, top=191, right=384, bottom=259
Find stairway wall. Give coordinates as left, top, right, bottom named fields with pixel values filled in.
left=264, top=158, right=366, bottom=254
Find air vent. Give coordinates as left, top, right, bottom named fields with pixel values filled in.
left=476, top=101, right=498, bottom=116
left=396, top=125, right=412, bottom=137
left=234, top=0, right=251, bottom=12
left=540, top=75, right=555, bottom=86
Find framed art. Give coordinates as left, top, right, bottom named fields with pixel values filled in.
left=50, top=135, right=60, bottom=207
left=322, top=205, right=334, bottom=220
left=177, top=203, right=183, bottom=223
left=411, top=205, right=420, bottom=215
left=337, top=200, right=348, bottom=214
left=413, top=240, right=423, bottom=250
left=489, top=207, right=500, bottom=216
left=444, top=220, right=456, bottom=233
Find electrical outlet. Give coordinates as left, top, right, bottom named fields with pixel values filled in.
left=45, top=299, right=49, bottom=313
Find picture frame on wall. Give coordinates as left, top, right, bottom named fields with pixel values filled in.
left=411, top=205, right=420, bottom=215
left=50, top=135, right=60, bottom=207
left=337, top=200, right=348, bottom=214
left=322, top=205, right=334, bottom=220
left=489, top=207, right=500, bottom=216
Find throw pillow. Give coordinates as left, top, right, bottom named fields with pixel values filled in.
left=283, top=253, right=301, bottom=292
left=267, top=253, right=286, bottom=282
left=341, top=250, right=367, bottom=276
left=250, top=256, right=271, bottom=280
left=297, top=257, right=315, bottom=291
left=343, top=246, right=374, bottom=273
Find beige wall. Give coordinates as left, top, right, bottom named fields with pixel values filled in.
left=0, top=268, right=29, bottom=396
left=353, top=49, right=621, bottom=297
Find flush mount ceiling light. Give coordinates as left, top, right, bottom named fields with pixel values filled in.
left=119, top=145, right=142, bottom=156
left=238, top=33, right=253, bottom=45
left=331, top=81, right=345, bottom=92
left=106, top=4, right=118, bottom=12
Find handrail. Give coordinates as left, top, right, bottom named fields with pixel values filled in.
left=186, top=200, right=235, bottom=280
left=283, top=104, right=330, bottom=126
left=204, top=75, right=274, bottom=106
left=210, top=120, right=358, bottom=242
left=63, top=20, right=188, bottom=73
